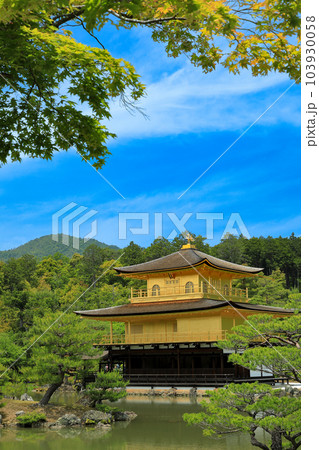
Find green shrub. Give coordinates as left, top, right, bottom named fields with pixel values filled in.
left=95, top=404, right=121, bottom=414
left=101, top=419, right=111, bottom=424
left=17, top=412, right=46, bottom=427
left=86, top=371, right=128, bottom=407
left=85, top=419, right=96, bottom=425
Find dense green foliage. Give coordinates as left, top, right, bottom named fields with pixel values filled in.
left=86, top=371, right=128, bottom=407
left=0, top=1, right=300, bottom=166
left=0, top=395, right=5, bottom=410
left=234, top=269, right=293, bottom=307
left=184, top=308, right=301, bottom=449
left=218, top=313, right=301, bottom=382
left=0, top=243, right=130, bottom=404
left=16, top=412, right=46, bottom=427
left=184, top=383, right=301, bottom=450
left=95, top=403, right=121, bottom=414
left=0, top=234, right=120, bottom=262
left=1, top=380, right=34, bottom=400
left=0, top=244, right=131, bottom=336
left=25, top=312, right=107, bottom=405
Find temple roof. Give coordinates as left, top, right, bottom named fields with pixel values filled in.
left=82, top=350, right=109, bottom=360
left=115, top=247, right=263, bottom=275
left=75, top=299, right=293, bottom=318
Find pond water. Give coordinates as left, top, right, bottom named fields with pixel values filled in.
left=0, top=394, right=267, bottom=449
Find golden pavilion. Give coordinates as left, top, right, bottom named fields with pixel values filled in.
left=75, top=243, right=292, bottom=386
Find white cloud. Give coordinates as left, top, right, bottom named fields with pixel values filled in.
left=106, top=63, right=300, bottom=142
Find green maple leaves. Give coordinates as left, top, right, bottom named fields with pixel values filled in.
left=0, top=1, right=300, bottom=166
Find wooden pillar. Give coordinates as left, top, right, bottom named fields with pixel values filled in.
left=128, top=353, right=131, bottom=375
left=220, top=351, right=224, bottom=374
left=110, top=321, right=113, bottom=344
left=128, top=321, right=131, bottom=344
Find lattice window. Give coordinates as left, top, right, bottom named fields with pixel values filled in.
left=185, top=281, right=194, bottom=293
left=151, top=284, right=160, bottom=296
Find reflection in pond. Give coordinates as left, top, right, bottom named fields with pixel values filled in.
left=0, top=395, right=267, bottom=449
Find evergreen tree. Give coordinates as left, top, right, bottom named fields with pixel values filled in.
left=219, top=314, right=301, bottom=382
left=184, top=312, right=301, bottom=449
left=144, top=237, right=173, bottom=261
left=25, top=313, right=105, bottom=405
left=86, top=371, right=128, bottom=407
left=212, top=234, right=246, bottom=264
left=81, top=244, right=107, bottom=285
left=120, top=242, right=145, bottom=266
left=184, top=383, right=301, bottom=450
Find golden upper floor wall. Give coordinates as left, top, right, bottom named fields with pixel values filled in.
left=146, top=270, right=232, bottom=294
left=130, top=268, right=249, bottom=303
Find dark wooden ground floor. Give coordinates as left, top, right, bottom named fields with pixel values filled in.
left=100, top=346, right=248, bottom=377
left=89, top=343, right=284, bottom=386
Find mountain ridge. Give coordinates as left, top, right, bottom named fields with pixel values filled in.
left=0, top=235, right=120, bottom=261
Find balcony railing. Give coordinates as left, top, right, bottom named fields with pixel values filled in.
left=130, top=284, right=249, bottom=302
left=98, top=330, right=228, bottom=346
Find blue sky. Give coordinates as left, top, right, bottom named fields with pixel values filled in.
left=0, top=24, right=300, bottom=251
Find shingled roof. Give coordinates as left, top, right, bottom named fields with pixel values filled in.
left=75, top=299, right=293, bottom=318
left=115, top=247, right=263, bottom=275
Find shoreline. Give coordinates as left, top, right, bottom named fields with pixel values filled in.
left=125, top=382, right=301, bottom=397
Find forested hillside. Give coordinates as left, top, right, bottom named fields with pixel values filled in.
left=0, top=235, right=120, bottom=262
